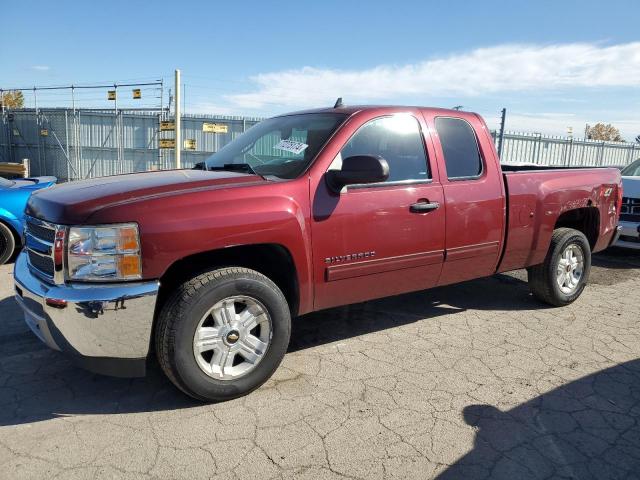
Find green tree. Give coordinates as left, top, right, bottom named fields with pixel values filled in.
left=585, top=123, right=623, bottom=142
left=0, top=90, right=24, bottom=109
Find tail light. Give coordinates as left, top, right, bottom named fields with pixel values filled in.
left=616, top=184, right=624, bottom=218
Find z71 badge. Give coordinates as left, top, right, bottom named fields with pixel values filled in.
left=325, top=251, right=376, bottom=264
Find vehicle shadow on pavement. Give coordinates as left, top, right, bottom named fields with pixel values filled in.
left=0, top=256, right=634, bottom=429
left=0, top=291, right=201, bottom=427
left=435, top=358, right=640, bottom=479
left=592, top=248, right=640, bottom=270
left=0, top=270, right=543, bottom=426
left=289, top=271, right=540, bottom=353
left=1, top=271, right=536, bottom=427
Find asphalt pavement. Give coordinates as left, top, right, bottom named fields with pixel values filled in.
left=0, top=248, right=639, bottom=479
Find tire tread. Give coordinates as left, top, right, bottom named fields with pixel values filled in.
left=528, top=227, right=590, bottom=307
left=155, top=267, right=287, bottom=401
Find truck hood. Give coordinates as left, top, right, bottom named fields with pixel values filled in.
left=622, top=176, right=640, bottom=199
left=26, top=169, right=266, bottom=224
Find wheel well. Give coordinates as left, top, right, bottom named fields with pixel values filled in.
left=156, top=243, right=300, bottom=317
left=554, top=207, right=599, bottom=249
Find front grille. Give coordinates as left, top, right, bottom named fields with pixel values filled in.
left=27, top=250, right=55, bottom=276
left=26, top=219, right=55, bottom=243
left=24, top=216, right=60, bottom=281
left=620, top=197, right=640, bottom=222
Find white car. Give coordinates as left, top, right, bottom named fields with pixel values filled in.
left=616, top=158, right=640, bottom=249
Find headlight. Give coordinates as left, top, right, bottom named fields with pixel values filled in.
left=67, top=224, right=142, bottom=281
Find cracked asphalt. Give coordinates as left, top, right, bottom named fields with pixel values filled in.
left=1, top=248, right=639, bottom=480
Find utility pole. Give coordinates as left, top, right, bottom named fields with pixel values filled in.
left=497, top=108, right=506, bottom=159
left=174, top=69, right=181, bottom=169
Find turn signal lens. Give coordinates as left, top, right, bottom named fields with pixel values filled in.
left=117, top=254, right=142, bottom=279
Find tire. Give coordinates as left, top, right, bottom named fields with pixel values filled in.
left=527, top=227, right=591, bottom=307
left=155, top=267, right=291, bottom=402
left=0, top=222, right=16, bottom=265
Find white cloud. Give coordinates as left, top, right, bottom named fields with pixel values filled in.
left=30, top=65, right=50, bottom=71
left=226, top=42, right=640, bottom=109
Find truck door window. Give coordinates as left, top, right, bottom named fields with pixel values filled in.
left=435, top=117, right=483, bottom=180
left=340, top=115, right=430, bottom=183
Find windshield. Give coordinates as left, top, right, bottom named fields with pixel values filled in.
left=621, top=158, right=640, bottom=176
left=204, top=113, right=347, bottom=179
left=0, top=177, right=14, bottom=187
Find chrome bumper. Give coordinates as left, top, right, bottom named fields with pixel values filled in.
left=13, top=251, right=159, bottom=377
left=614, top=221, right=640, bottom=250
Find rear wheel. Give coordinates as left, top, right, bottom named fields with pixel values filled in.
left=0, top=222, right=16, bottom=265
left=155, top=267, right=291, bottom=401
left=527, top=227, right=591, bottom=306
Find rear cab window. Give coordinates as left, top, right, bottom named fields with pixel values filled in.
left=435, top=117, right=483, bottom=180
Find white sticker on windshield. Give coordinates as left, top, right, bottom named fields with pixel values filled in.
left=274, top=139, right=308, bottom=155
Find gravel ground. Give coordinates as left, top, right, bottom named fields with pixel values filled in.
left=0, top=248, right=639, bottom=480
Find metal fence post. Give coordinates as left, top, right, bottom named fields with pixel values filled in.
left=567, top=137, right=574, bottom=166
left=497, top=108, right=506, bottom=159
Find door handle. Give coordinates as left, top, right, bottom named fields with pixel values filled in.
left=410, top=201, right=440, bottom=213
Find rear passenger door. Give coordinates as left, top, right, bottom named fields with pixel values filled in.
left=423, top=114, right=506, bottom=285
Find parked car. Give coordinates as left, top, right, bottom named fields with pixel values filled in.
left=14, top=106, right=622, bottom=401
left=615, top=158, right=640, bottom=249
left=0, top=175, right=57, bottom=264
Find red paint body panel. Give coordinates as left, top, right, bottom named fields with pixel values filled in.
left=25, top=106, right=623, bottom=316
left=422, top=110, right=507, bottom=286
left=497, top=168, right=622, bottom=272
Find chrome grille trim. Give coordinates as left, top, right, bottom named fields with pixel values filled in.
left=26, top=220, right=56, bottom=243
left=24, top=216, right=66, bottom=285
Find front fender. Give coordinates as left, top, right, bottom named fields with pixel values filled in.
left=85, top=179, right=314, bottom=314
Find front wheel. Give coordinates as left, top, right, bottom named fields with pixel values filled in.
left=155, top=267, right=291, bottom=401
left=527, top=228, right=591, bottom=307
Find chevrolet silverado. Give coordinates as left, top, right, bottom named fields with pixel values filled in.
left=14, top=105, right=623, bottom=401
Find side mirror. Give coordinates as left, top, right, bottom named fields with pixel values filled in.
left=326, top=155, right=389, bottom=192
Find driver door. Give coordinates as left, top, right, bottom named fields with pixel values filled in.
left=310, top=114, right=446, bottom=310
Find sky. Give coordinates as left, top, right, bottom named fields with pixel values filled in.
left=2, top=0, right=640, bottom=140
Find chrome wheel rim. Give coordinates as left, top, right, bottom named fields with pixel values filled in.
left=193, top=295, right=272, bottom=380
left=556, top=244, right=584, bottom=295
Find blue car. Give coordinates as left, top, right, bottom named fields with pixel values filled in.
left=0, top=176, right=57, bottom=264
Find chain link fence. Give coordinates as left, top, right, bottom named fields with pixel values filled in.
left=1, top=108, right=638, bottom=181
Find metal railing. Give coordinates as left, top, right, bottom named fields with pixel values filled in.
left=1, top=108, right=638, bottom=181
left=491, top=131, right=638, bottom=167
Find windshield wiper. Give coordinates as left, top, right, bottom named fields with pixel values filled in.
left=208, top=163, right=259, bottom=175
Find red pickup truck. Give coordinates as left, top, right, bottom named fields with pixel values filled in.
left=14, top=105, right=622, bottom=401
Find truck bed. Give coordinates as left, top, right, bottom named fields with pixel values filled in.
left=497, top=166, right=622, bottom=273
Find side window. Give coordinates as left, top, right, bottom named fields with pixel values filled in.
left=340, top=115, right=430, bottom=182
left=435, top=117, right=483, bottom=179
